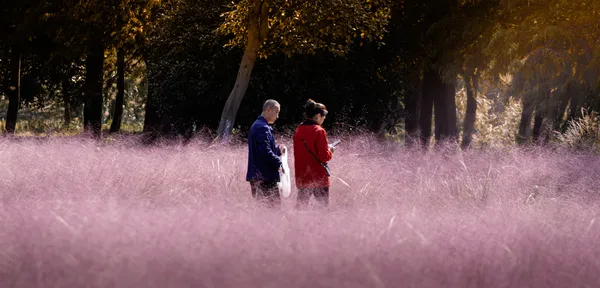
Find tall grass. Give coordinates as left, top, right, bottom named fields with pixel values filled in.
left=1, top=136, right=599, bottom=287
left=556, top=109, right=600, bottom=152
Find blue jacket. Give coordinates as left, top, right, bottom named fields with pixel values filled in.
left=246, top=116, right=282, bottom=182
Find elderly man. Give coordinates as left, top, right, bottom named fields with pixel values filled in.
left=246, top=99, right=286, bottom=208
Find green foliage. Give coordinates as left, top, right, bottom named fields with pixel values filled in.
left=218, top=0, right=392, bottom=57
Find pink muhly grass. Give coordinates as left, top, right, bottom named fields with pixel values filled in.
left=1, top=137, right=599, bottom=287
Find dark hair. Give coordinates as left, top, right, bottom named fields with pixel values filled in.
left=304, top=99, right=328, bottom=118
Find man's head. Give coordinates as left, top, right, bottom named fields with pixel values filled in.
left=261, top=99, right=281, bottom=124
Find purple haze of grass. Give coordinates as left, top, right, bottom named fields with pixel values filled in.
left=1, top=136, right=600, bottom=287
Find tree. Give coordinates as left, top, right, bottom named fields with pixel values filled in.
left=389, top=0, right=502, bottom=148
left=215, top=0, right=391, bottom=140
left=109, top=0, right=159, bottom=133
left=49, top=0, right=161, bottom=138
left=139, top=0, right=231, bottom=140
left=109, top=45, right=126, bottom=133
left=0, top=0, right=40, bottom=135
left=484, top=0, right=600, bottom=144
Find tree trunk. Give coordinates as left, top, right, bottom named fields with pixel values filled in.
left=442, top=78, right=458, bottom=140
left=110, top=46, right=125, bottom=133
left=62, top=76, right=72, bottom=125
left=83, top=101, right=92, bottom=131
left=5, top=52, right=21, bottom=135
left=532, top=89, right=552, bottom=145
left=461, top=72, right=478, bottom=149
left=517, top=96, right=535, bottom=144
left=216, top=0, right=269, bottom=141
left=83, top=30, right=105, bottom=139
left=532, top=105, right=545, bottom=144
left=405, top=73, right=421, bottom=146
left=433, top=85, right=443, bottom=142
left=2, top=48, right=8, bottom=98
left=552, top=85, right=571, bottom=132
left=142, top=60, right=160, bottom=134
left=433, top=73, right=457, bottom=145
left=565, top=84, right=584, bottom=131
left=418, top=66, right=437, bottom=148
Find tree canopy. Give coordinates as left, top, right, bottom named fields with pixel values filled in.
left=0, top=0, right=599, bottom=149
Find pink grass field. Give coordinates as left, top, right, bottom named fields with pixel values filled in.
left=1, top=136, right=599, bottom=287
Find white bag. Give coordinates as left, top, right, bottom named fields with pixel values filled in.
left=278, top=151, right=292, bottom=198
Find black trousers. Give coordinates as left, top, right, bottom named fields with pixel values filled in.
left=250, top=180, right=281, bottom=208
left=296, top=187, right=329, bottom=209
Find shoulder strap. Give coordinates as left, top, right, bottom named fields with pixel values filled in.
left=301, top=139, right=324, bottom=165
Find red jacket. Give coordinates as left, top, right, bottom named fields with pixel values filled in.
left=293, top=119, right=333, bottom=188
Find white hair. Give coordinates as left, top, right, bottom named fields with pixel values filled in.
left=262, top=99, right=280, bottom=111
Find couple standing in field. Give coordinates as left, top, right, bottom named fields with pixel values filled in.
left=246, top=99, right=336, bottom=209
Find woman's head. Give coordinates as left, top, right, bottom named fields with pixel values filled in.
left=305, top=99, right=328, bottom=125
